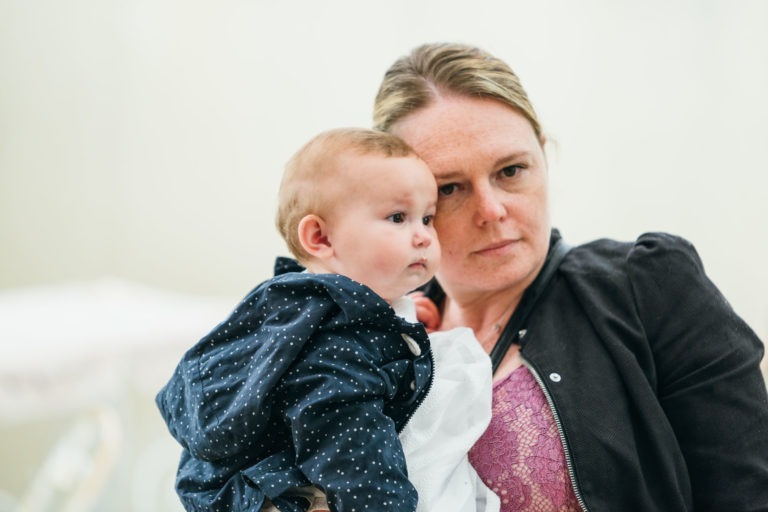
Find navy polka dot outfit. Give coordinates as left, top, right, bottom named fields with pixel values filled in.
left=156, top=257, right=433, bottom=511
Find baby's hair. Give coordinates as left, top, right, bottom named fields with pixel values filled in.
left=276, top=128, right=417, bottom=261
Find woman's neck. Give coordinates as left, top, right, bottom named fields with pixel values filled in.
left=439, top=287, right=524, bottom=354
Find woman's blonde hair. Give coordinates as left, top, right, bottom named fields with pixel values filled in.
left=276, top=127, right=416, bottom=262
left=373, top=42, right=542, bottom=141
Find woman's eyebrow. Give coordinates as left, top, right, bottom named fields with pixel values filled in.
left=433, top=170, right=465, bottom=181
left=433, top=151, right=534, bottom=181
left=492, top=151, right=531, bottom=168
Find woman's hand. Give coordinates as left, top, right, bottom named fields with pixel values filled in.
left=409, top=291, right=441, bottom=333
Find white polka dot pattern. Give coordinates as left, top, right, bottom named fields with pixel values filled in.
left=156, top=257, right=433, bottom=511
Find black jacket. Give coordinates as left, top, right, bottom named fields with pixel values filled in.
left=428, top=230, right=768, bottom=511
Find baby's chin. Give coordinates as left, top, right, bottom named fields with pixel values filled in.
left=414, top=272, right=436, bottom=290
left=368, top=269, right=436, bottom=302
left=388, top=279, right=435, bottom=302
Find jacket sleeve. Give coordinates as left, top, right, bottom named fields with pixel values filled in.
left=627, top=233, right=768, bottom=511
left=274, top=335, right=419, bottom=512
left=157, top=280, right=334, bottom=461
left=156, top=278, right=341, bottom=511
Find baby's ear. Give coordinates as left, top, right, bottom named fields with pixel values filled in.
left=298, top=214, right=333, bottom=259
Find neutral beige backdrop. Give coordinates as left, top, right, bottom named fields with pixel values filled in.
left=2, top=0, right=766, bottom=340
left=1, top=1, right=767, bottom=510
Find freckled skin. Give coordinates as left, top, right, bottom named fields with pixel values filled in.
left=391, top=94, right=550, bottom=307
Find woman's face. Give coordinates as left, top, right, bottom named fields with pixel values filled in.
left=390, top=94, right=550, bottom=301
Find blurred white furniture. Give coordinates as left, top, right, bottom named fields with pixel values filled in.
left=0, top=279, right=234, bottom=512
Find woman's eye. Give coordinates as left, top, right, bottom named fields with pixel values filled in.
left=438, top=183, right=458, bottom=196
left=422, top=215, right=434, bottom=226
left=387, top=212, right=405, bottom=223
left=500, top=165, right=522, bottom=178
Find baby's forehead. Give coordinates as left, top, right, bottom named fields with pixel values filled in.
left=351, top=151, right=432, bottom=177
left=334, top=147, right=417, bottom=164
left=333, top=156, right=434, bottom=198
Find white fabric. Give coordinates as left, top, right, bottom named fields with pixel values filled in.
left=394, top=298, right=500, bottom=512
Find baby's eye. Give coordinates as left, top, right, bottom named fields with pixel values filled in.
left=422, top=215, right=434, bottom=226
left=500, top=165, right=522, bottom=178
left=387, top=212, right=406, bottom=223
left=438, top=183, right=458, bottom=196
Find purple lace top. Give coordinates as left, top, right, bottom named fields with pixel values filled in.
left=468, top=365, right=582, bottom=512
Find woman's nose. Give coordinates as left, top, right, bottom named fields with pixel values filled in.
left=474, top=186, right=507, bottom=225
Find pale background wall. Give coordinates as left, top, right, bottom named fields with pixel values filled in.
left=2, top=0, right=767, bottom=338
left=2, top=0, right=767, bottom=337
left=0, top=0, right=767, bottom=510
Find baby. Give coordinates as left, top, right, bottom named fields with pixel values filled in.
left=156, top=128, right=498, bottom=512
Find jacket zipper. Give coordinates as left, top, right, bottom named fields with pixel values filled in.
left=397, top=340, right=436, bottom=434
left=522, top=358, right=590, bottom=512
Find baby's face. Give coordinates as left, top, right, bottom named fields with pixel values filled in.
left=323, top=154, right=440, bottom=303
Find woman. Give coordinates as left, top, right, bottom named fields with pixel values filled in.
left=373, top=42, right=768, bottom=511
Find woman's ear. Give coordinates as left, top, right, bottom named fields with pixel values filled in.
left=298, top=214, right=333, bottom=260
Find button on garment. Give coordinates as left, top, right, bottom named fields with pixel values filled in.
left=402, top=333, right=422, bottom=355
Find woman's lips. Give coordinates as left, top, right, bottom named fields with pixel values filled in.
left=475, top=239, right=518, bottom=256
